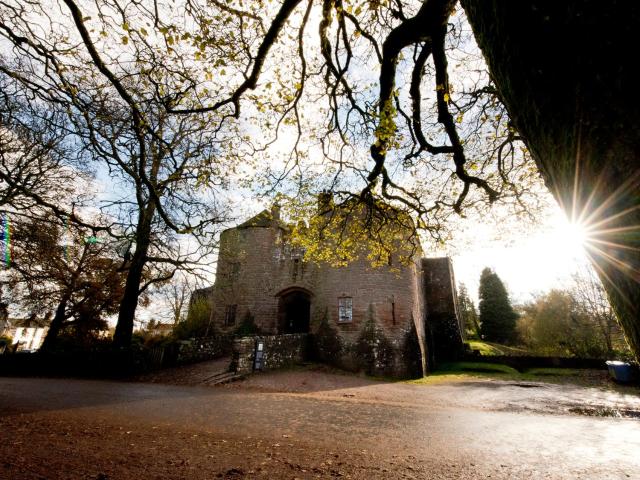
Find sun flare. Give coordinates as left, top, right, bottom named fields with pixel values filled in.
left=557, top=220, right=591, bottom=252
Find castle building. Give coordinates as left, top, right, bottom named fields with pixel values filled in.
left=194, top=200, right=463, bottom=377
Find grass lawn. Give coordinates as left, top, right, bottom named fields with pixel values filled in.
left=466, top=340, right=532, bottom=356
left=408, top=361, right=616, bottom=388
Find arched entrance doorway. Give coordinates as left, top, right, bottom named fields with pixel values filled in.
left=277, top=288, right=311, bottom=334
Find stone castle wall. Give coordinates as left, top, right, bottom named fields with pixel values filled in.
left=196, top=206, right=461, bottom=377
left=211, top=220, right=319, bottom=334
left=312, top=257, right=423, bottom=344
left=423, top=257, right=464, bottom=364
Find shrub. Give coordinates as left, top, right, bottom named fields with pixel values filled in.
left=0, top=334, right=13, bottom=353
left=518, top=289, right=617, bottom=358
left=234, top=310, right=261, bottom=336
left=173, top=297, right=215, bottom=339
left=44, top=329, right=112, bottom=353
left=355, top=304, right=395, bottom=376
left=312, top=309, right=342, bottom=365
left=132, top=331, right=175, bottom=349
left=401, top=319, right=424, bottom=378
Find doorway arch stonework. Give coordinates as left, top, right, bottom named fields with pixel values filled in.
left=276, top=287, right=313, bottom=334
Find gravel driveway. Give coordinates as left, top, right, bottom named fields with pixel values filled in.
left=1, top=369, right=639, bottom=479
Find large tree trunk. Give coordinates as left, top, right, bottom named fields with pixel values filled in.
left=460, top=0, right=640, bottom=362
left=40, top=295, right=69, bottom=352
left=112, top=205, right=155, bottom=348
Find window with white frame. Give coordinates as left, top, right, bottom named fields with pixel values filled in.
left=338, top=297, right=353, bottom=323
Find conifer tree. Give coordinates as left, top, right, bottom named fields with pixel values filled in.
left=458, top=283, right=480, bottom=338
left=478, top=268, right=518, bottom=344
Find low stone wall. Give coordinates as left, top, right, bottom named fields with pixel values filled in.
left=231, top=334, right=309, bottom=375
left=463, top=353, right=608, bottom=371
left=174, top=335, right=234, bottom=365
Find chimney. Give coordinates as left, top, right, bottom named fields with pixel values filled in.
left=271, top=203, right=281, bottom=222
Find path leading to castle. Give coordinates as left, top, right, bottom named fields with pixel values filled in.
left=1, top=375, right=639, bottom=479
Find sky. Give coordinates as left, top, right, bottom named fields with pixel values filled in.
left=0, top=1, right=599, bottom=324
left=448, top=206, right=591, bottom=305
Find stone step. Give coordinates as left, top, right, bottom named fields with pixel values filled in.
left=200, top=369, right=232, bottom=382
left=202, top=371, right=243, bottom=386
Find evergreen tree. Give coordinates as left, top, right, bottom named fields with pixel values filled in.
left=478, top=268, right=518, bottom=344
left=312, top=309, right=342, bottom=366
left=234, top=310, right=261, bottom=337
left=458, top=283, right=480, bottom=338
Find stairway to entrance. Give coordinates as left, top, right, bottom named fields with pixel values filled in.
left=134, top=356, right=241, bottom=386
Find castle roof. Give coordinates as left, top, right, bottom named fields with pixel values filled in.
left=236, top=208, right=289, bottom=230
left=236, top=209, right=274, bottom=228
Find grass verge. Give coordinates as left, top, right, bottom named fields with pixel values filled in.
left=466, top=340, right=532, bottom=356
left=409, top=362, right=597, bottom=386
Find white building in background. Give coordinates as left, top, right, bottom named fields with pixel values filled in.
left=11, top=327, right=47, bottom=351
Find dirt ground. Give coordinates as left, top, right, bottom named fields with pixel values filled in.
left=137, top=360, right=640, bottom=418
left=2, top=364, right=639, bottom=480
left=1, top=411, right=439, bottom=480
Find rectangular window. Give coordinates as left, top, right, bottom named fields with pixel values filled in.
left=338, top=297, right=353, bottom=323
left=391, top=300, right=396, bottom=325
left=223, top=262, right=241, bottom=281
left=292, top=258, right=299, bottom=281
left=224, top=304, right=237, bottom=327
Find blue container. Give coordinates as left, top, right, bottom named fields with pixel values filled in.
left=606, top=361, right=637, bottom=383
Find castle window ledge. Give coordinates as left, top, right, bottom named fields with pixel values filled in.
left=338, top=297, right=353, bottom=323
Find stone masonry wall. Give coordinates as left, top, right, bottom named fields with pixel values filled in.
left=202, top=214, right=430, bottom=377
left=310, top=256, right=426, bottom=376
left=196, top=205, right=470, bottom=378
left=231, top=334, right=308, bottom=375
left=210, top=213, right=318, bottom=335
left=175, top=336, right=233, bottom=364
left=422, top=257, right=464, bottom=364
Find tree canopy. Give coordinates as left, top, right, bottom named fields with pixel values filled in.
left=0, top=0, right=638, bottom=362
left=6, top=217, right=127, bottom=350
left=518, top=285, right=626, bottom=359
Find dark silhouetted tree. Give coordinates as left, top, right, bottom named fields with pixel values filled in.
left=8, top=216, right=127, bottom=350
left=478, top=268, right=517, bottom=344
